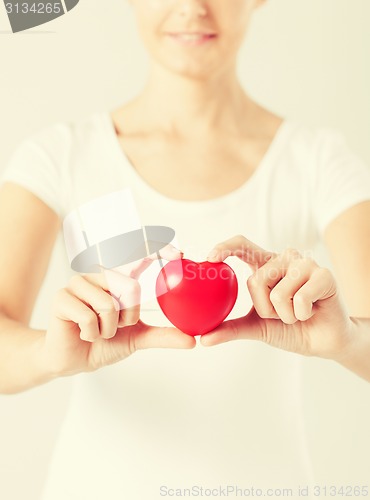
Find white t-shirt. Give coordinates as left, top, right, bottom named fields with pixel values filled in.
left=1, top=111, right=370, bottom=500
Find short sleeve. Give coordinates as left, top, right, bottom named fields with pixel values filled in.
left=0, top=123, right=70, bottom=219
left=314, top=129, right=370, bottom=237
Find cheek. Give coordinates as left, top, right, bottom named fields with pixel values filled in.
left=216, top=0, right=253, bottom=32
left=133, top=10, right=163, bottom=49
left=133, top=0, right=170, bottom=40
left=133, top=0, right=172, bottom=19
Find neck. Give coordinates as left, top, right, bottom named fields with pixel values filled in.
left=132, top=62, right=254, bottom=137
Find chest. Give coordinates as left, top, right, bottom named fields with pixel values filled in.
left=116, top=134, right=266, bottom=201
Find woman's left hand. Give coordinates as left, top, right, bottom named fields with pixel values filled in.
left=201, top=235, right=354, bottom=361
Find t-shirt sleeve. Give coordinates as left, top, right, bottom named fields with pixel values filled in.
left=313, top=129, right=370, bottom=238
left=0, top=124, right=69, bottom=219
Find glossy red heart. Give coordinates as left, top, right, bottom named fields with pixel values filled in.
left=155, top=258, right=238, bottom=336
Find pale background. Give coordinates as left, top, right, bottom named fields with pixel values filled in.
left=0, top=0, right=369, bottom=499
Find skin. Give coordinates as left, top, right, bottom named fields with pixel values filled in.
left=0, top=0, right=369, bottom=393
left=118, top=0, right=370, bottom=380
left=201, top=205, right=370, bottom=381
left=202, top=236, right=359, bottom=360
left=112, top=0, right=281, bottom=203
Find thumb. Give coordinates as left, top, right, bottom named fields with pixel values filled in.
left=200, top=307, right=266, bottom=346
left=130, top=320, right=197, bottom=351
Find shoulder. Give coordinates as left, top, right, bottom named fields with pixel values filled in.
left=278, top=120, right=359, bottom=172
left=283, top=120, right=346, bottom=150
left=256, top=104, right=349, bottom=161
left=17, top=110, right=106, bottom=161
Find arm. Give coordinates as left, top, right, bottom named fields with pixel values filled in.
left=323, top=200, right=370, bottom=380
left=200, top=228, right=370, bottom=382
left=334, top=316, right=370, bottom=382
left=0, top=182, right=61, bottom=394
left=0, top=183, right=194, bottom=395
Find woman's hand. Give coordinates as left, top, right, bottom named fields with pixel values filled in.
left=201, top=235, right=354, bottom=361
left=42, top=244, right=195, bottom=378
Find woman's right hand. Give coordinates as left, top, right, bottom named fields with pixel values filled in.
left=41, top=245, right=195, bottom=378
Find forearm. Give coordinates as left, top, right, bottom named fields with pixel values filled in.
left=333, top=316, right=370, bottom=383
left=0, top=314, right=55, bottom=395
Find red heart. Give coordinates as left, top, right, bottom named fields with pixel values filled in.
left=155, top=258, right=238, bottom=336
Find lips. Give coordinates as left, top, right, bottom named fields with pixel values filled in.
left=166, top=32, right=217, bottom=46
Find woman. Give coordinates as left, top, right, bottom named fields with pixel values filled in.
left=0, top=0, right=369, bottom=498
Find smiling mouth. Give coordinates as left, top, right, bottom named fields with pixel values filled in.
left=165, top=32, right=218, bottom=46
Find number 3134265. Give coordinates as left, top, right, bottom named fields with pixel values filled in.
left=5, top=3, right=62, bottom=14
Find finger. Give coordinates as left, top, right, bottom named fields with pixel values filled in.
left=79, top=268, right=132, bottom=297
left=53, top=288, right=100, bottom=342
left=292, top=267, right=337, bottom=320
left=84, top=245, right=183, bottom=312
left=116, top=279, right=141, bottom=327
left=82, top=267, right=142, bottom=314
left=268, top=262, right=312, bottom=324
left=110, top=243, right=183, bottom=281
left=118, top=320, right=197, bottom=352
left=200, top=307, right=265, bottom=346
left=83, top=270, right=143, bottom=328
left=67, top=274, right=120, bottom=339
left=153, top=243, right=184, bottom=262
left=207, top=234, right=277, bottom=271
left=117, top=304, right=141, bottom=328
left=85, top=270, right=142, bottom=326
left=247, top=249, right=302, bottom=320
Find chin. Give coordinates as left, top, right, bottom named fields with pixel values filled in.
left=169, top=65, right=212, bottom=81
left=160, top=56, right=221, bottom=81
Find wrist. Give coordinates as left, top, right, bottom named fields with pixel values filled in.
left=31, top=332, right=60, bottom=385
left=330, top=316, right=370, bottom=382
left=329, top=317, right=358, bottom=364
left=36, top=330, right=88, bottom=380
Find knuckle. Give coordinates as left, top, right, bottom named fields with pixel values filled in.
left=270, top=289, right=284, bottom=303
left=247, top=274, right=259, bottom=289
left=98, top=299, right=117, bottom=315
left=126, top=279, right=141, bottom=297
left=52, top=288, right=68, bottom=312
left=297, top=256, right=315, bottom=268
left=235, top=234, right=247, bottom=243
left=283, top=247, right=301, bottom=260
left=287, top=265, right=302, bottom=280
left=315, top=266, right=332, bottom=279
left=81, top=310, right=98, bottom=326
left=54, top=288, right=67, bottom=302
left=68, top=273, right=84, bottom=289
left=211, top=244, right=229, bottom=260
left=212, top=243, right=225, bottom=252
left=294, top=292, right=307, bottom=304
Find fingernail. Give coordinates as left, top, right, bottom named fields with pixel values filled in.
left=170, top=246, right=183, bottom=256
left=207, top=250, right=219, bottom=262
